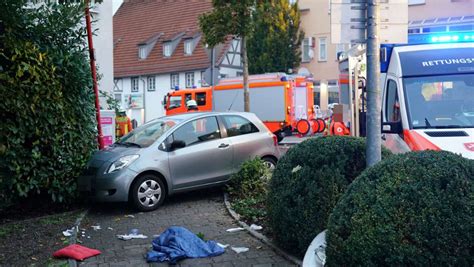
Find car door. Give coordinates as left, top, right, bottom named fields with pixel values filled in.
left=168, top=116, right=234, bottom=189
left=220, top=115, right=263, bottom=172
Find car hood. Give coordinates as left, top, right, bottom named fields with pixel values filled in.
left=91, top=145, right=142, bottom=163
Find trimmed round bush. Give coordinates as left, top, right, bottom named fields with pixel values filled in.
left=327, top=151, right=474, bottom=266
left=267, top=136, right=392, bottom=256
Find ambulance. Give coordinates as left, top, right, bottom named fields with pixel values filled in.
left=163, top=73, right=322, bottom=141
left=338, top=32, right=474, bottom=159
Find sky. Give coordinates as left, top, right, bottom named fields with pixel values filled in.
left=112, top=0, right=123, bottom=14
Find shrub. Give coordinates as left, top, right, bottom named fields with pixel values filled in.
left=227, top=158, right=272, bottom=222
left=227, top=158, right=271, bottom=199
left=0, top=1, right=97, bottom=206
left=266, top=136, right=392, bottom=256
left=326, top=151, right=474, bottom=266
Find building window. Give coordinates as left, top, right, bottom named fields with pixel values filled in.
left=200, top=71, right=208, bottom=86
left=318, top=37, right=327, bottom=62
left=184, top=40, right=193, bottom=55
left=408, top=0, right=425, bottom=5
left=185, top=72, right=195, bottom=88
left=170, top=73, right=179, bottom=89
left=138, top=45, right=147, bottom=59
left=147, top=76, right=156, bottom=91
left=114, top=93, right=122, bottom=108
left=236, top=71, right=243, bottom=77
left=131, top=77, right=139, bottom=92
left=302, top=37, right=310, bottom=62
left=163, top=42, right=172, bottom=57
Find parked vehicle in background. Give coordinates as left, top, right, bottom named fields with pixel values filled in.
left=163, top=73, right=319, bottom=142
left=337, top=32, right=474, bottom=159
left=78, top=112, right=280, bottom=211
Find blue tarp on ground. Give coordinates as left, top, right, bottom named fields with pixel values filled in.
left=146, top=226, right=225, bottom=264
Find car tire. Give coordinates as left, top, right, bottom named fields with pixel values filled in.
left=262, top=157, right=277, bottom=170
left=130, top=174, right=166, bottom=212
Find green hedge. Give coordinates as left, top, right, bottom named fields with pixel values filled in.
left=327, top=151, right=474, bottom=266
left=266, top=136, right=392, bottom=256
left=0, top=1, right=97, bottom=206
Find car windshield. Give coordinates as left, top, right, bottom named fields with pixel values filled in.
left=117, top=119, right=180, bottom=147
left=403, top=74, right=474, bottom=129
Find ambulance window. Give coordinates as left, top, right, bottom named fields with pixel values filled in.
left=196, top=92, right=206, bottom=106
left=169, top=96, right=182, bottom=110
left=221, top=115, right=259, bottom=137
left=385, top=80, right=400, bottom=122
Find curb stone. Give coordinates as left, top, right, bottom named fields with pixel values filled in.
left=68, top=209, right=89, bottom=267
left=223, top=193, right=302, bottom=266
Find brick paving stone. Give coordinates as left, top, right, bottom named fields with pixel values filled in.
left=78, top=188, right=295, bottom=266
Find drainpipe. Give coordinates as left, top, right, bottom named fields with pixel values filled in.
left=141, top=78, right=146, bottom=123
left=85, top=0, right=104, bottom=149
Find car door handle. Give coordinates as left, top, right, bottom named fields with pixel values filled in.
left=218, top=143, right=229, bottom=148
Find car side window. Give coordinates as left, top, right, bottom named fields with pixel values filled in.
left=172, top=116, right=221, bottom=147
left=221, top=115, right=259, bottom=137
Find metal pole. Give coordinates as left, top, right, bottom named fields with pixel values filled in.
left=211, top=46, right=215, bottom=110
left=366, top=0, right=381, bottom=166
left=85, top=0, right=105, bottom=149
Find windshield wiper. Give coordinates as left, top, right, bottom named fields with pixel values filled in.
left=116, top=141, right=142, bottom=148
left=424, top=118, right=432, bottom=128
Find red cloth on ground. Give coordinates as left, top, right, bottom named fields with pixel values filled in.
left=53, top=244, right=101, bottom=261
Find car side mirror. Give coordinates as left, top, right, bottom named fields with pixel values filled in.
left=382, top=121, right=402, bottom=134
left=169, top=140, right=186, bottom=151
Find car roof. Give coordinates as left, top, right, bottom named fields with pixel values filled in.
left=164, top=111, right=253, bottom=121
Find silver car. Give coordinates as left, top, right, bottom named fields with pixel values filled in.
left=78, top=112, right=280, bottom=211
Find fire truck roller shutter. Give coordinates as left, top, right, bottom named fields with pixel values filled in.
left=213, top=86, right=287, bottom=122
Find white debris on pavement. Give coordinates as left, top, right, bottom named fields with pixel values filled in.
left=91, top=225, right=101, bottom=231
left=292, top=165, right=302, bottom=173
left=117, top=234, right=148, bottom=240
left=217, top=243, right=229, bottom=248
left=226, top=227, right=244, bottom=233
left=107, top=227, right=114, bottom=231
left=124, top=214, right=135, bottom=218
left=249, top=224, right=263, bottom=231
left=62, top=229, right=74, bottom=237
left=231, top=247, right=249, bottom=253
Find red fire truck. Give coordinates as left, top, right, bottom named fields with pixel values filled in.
left=163, top=73, right=324, bottom=141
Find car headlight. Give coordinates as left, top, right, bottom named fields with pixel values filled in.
left=106, top=155, right=140, bottom=174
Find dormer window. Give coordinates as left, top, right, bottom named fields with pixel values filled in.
left=138, top=45, right=147, bottom=59
left=184, top=40, right=193, bottom=55
left=163, top=42, right=172, bottom=57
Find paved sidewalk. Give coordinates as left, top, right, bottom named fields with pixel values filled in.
left=78, top=188, right=296, bottom=267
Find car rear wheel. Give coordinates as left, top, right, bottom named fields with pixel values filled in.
left=130, top=174, right=166, bottom=211
left=262, top=157, right=277, bottom=170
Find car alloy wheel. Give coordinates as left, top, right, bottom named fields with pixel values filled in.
left=262, top=157, right=277, bottom=170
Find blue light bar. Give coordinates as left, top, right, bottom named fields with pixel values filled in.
left=408, top=31, right=474, bottom=44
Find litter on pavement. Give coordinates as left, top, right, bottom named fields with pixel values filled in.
left=146, top=226, right=225, bottom=264
left=91, top=225, right=101, bottom=231
left=249, top=224, right=263, bottom=231
left=62, top=229, right=74, bottom=237
left=124, top=214, right=135, bottom=218
left=117, top=233, right=148, bottom=240
left=226, top=227, right=244, bottom=233
left=107, top=227, right=114, bottom=231
left=53, top=244, right=101, bottom=261
left=231, top=247, right=249, bottom=254
left=217, top=243, right=229, bottom=248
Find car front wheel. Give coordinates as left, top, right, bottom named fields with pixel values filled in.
left=262, top=157, right=277, bottom=170
left=130, top=174, right=166, bottom=211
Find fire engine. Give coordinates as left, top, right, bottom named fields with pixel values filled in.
left=163, top=73, right=325, bottom=141
left=337, top=31, right=474, bottom=159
